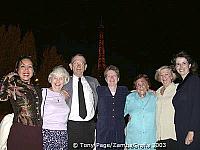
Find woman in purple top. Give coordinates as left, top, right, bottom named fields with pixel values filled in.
left=41, top=65, right=70, bottom=150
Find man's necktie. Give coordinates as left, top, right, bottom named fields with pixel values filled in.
left=78, top=78, right=87, bottom=119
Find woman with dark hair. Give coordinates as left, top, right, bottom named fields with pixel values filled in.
left=171, top=51, right=200, bottom=149
left=124, top=74, right=157, bottom=150
left=96, top=65, right=129, bottom=150
left=0, top=56, right=43, bottom=150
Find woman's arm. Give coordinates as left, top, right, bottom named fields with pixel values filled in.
left=0, top=72, right=17, bottom=101
left=185, top=76, right=200, bottom=145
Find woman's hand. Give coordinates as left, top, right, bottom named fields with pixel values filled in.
left=61, top=90, right=70, bottom=99
left=128, top=115, right=131, bottom=121
left=4, top=72, right=18, bottom=81
left=185, top=131, right=194, bottom=145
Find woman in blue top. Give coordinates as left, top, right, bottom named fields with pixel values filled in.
left=124, top=74, right=157, bottom=150
left=96, top=65, right=129, bottom=150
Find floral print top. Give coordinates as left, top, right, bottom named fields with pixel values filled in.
left=0, top=75, right=42, bottom=126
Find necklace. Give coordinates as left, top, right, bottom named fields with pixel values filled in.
left=48, top=87, right=63, bottom=103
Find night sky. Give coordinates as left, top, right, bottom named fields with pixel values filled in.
left=1, top=0, right=200, bottom=89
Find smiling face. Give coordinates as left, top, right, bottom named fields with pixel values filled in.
left=159, top=68, right=173, bottom=87
left=69, top=55, right=87, bottom=77
left=105, top=70, right=119, bottom=87
left=175, top=57, right=191, bottom=79
left=17, top=58, right=34, bottom=83
left=135, top=77, right=149, bottom=97
left=50, top=75, right=65, bottom=92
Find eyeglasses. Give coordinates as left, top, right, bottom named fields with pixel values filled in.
left=135, top=83, right=147, bottom=88
left=72, top=61, right=85, bottom=66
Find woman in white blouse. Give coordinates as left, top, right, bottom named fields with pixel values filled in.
left=155, top=65, right=178, bottom=150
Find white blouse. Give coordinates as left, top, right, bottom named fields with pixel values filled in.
left=156, top=82, right=177, bottom=141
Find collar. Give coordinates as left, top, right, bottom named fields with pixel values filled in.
left=73, top=75, right=85, bottom=82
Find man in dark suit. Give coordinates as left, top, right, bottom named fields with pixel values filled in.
left=63, top=53, right=100, bottom=150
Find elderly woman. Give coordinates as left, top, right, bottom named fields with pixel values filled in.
left=124, top=74, right=157, bottom=150
left=96, top=65, right=129, bottom=150
left=0, top=55, right=43, bottom=150
left=171, top=51, right=200, bottom=150
left=41, top=65, right=70, bottom=150
left=155, top=65, right=177, bottom=150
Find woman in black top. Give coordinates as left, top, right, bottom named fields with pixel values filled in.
left=171, top=51, right=200, bottom=150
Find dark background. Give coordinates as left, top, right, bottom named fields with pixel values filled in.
left=0, top=0, right=200, bottom=89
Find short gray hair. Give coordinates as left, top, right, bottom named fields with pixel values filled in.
left=104, top=65, right=120, bottom=78
left=48, top=65, right=70, bottom=84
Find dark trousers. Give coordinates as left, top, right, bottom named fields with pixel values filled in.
left=7, top=123, right=43, bottom=150
left=67, top=120, right=95, bottom=150
left=156, top=139, right=177, bottom=150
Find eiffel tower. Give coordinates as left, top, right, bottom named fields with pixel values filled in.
left=97, top=17, right=106, bottom=84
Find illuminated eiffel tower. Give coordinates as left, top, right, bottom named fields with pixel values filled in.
left=97, top=17, right=106, bottom=84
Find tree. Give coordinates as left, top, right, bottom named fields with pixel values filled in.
left=37, top=46, right=67, bottom=87
left=0, top=25, right=21, bottom=76
left=19, top=30, right=37, bottom=62
left=0, top=25, right=37, bottom=77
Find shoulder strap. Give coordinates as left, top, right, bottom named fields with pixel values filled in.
left=41, top=89, right=47, bottom=119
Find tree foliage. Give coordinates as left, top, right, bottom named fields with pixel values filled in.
left=0, top=25, right=37, bottom=77
left=37, top=46, right=67, bottom=87
left=0, top=25, right=21, bottom=76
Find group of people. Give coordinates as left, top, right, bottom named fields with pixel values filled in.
left=0, top=51, right=200, bottom=150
